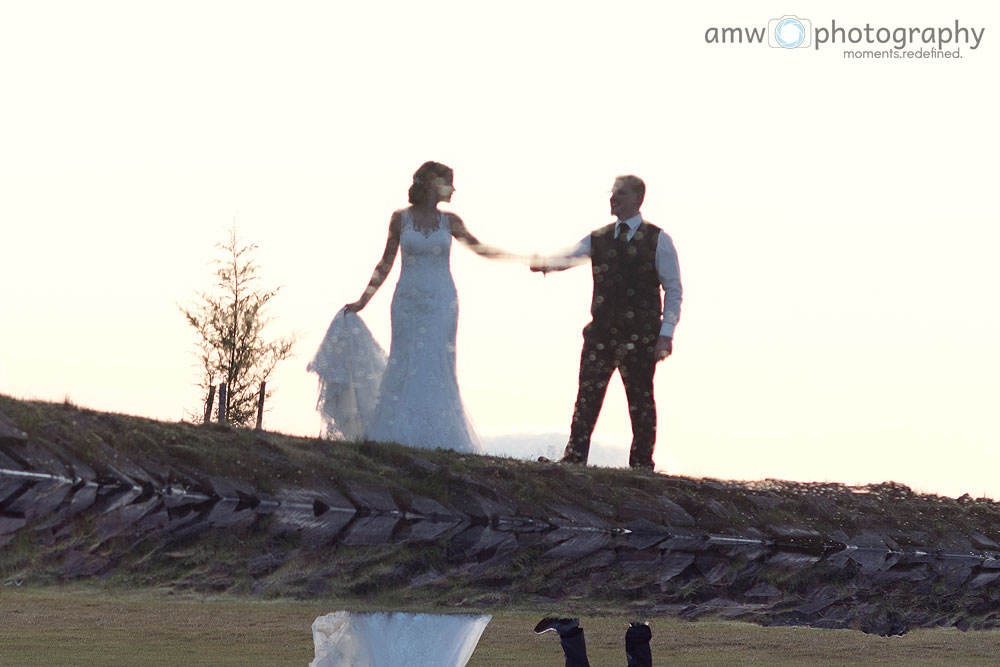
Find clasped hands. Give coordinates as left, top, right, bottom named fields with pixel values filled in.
left=528, top=255, right=552, bottom=275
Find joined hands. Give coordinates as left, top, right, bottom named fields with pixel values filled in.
left=529, top=255, right=552, bottom=275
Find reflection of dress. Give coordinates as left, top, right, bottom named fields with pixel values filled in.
left=310, top=611, right=491, bottom=667
left=309, top=210, right=481, bottom=452
left=369, top=210, right=481, bottom=452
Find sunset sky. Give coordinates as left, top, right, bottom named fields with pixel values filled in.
left=2, top=1, right=997, bottom=499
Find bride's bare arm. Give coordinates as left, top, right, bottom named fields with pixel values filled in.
left=344, top=212, right=402, bottom=312
left=448, top=213, right=514, bottom=260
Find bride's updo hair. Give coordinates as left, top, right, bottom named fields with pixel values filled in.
left=408, top=161, right=454, bottom=205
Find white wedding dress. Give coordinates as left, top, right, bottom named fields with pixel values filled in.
left=307, top=312, right=387, bottom=440
left=310, top=209, right=481, bottom=453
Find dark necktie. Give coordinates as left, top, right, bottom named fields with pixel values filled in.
left=617, top=222, right=630, bottom=248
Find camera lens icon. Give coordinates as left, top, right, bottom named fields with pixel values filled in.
left=768, top=15, right=812, bottom=49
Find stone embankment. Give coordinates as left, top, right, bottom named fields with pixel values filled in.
left=2, top=399, right=1000, bottom=636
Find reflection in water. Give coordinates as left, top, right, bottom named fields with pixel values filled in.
left=310, top=611, right=491, bottom=667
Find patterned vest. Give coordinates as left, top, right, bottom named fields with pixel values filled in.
left=588, top=220, right=663, bottom=339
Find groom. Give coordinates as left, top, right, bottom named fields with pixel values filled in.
left=531, top=175, right=682, bottom=470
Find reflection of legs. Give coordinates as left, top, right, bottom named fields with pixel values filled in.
left=535, top=618, right=590, bottom=667
left=564, top=336, right=615, bottom=464
left=558, top=627, right=591, bottom=667
left=620, top=342, right=657, bottom=469
left=625, top=622, right=652, bottom=667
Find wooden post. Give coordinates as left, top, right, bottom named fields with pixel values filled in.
left=203, top=385, right=216, bottom=424
left=218, top=382, right=228, bottom=424
left=255, top=381, right=266, bottom=432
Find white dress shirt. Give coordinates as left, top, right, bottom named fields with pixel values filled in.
left=547, top=213, right=682, bottom=337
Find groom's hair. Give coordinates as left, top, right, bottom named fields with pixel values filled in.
left=615, top=175, right=646, bottom=206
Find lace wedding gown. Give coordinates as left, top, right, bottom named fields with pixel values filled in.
left=310, top=210, right=481, bottom=453
left=307, top=312, right=387, bottom=440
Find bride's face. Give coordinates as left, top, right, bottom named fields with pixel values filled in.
left=433, top=176, right=455, bottom=203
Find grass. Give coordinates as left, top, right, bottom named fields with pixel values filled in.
left=1, top=586, right=1000, bottom=666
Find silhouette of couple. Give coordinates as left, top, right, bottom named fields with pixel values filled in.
left=317, top=161, right=682, bottom=471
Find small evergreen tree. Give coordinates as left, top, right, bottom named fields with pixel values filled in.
left=181, top=222, right=295, bottom=426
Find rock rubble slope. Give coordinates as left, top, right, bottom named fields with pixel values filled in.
left=2, top=396, right=1000, bottom=636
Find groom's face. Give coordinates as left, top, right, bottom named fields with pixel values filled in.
left=610, top=180, right=641, bottom=220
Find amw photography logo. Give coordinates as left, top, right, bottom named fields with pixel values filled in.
left=705, top=17, right=986, bottom=60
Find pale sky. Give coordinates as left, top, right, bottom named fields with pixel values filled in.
left=2, top=1, right=997, bottom=499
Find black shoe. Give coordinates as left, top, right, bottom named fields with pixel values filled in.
left=626, top=621, right=652, bottom=644
left=534, top=617, right=580, bottom=635
left=559, top=443, right=588, bottom=465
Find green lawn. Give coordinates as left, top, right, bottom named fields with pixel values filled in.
left=1, top=587, right=999, bottom=666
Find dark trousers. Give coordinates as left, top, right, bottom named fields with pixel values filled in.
left=558, top=625, right=653, bottom=667
left=559, top=627, right=591, bottom=667
left=565, top=330, right=657, bottom=468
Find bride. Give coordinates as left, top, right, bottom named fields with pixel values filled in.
left=333, top=161, right=509, bottom=453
